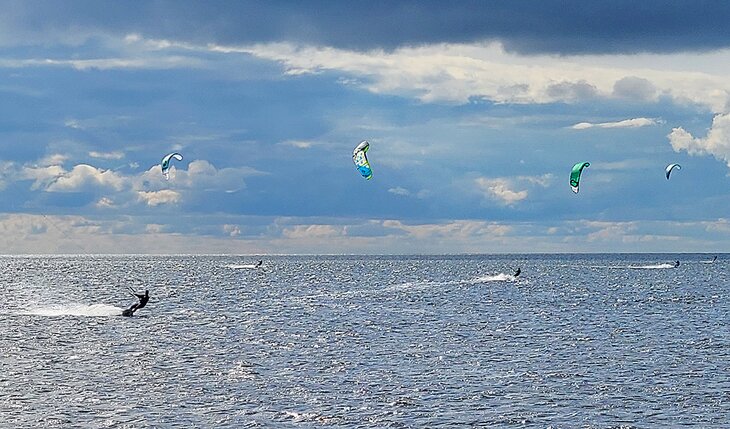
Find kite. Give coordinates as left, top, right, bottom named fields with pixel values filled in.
left=570, top=162, right=590, bottom=193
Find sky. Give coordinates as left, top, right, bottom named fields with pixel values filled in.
left=2, top=1, right=730, bottom=254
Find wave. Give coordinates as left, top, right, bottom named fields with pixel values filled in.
left=21, top=303, right=124, bottom=317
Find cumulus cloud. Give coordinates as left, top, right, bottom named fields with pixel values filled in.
left=571, top=117, right=660, bottom=130
left=474, top=178, right=528, bottom=205
left=156, top=160, right=263, bottom=192
left=46, top=164, right=126, bottom=192
left=472, top=174, right=552, bottom=206
left=23, top=165, right=68, bottom=190
left=137, top=190, right=181, bottom=206
left=668, top=113, right=730, bottom=166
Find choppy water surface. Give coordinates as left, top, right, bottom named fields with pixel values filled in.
left=1, top=254, right=729, bottom=428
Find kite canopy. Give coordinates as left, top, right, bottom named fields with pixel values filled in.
left=161, top=152, right=183, bottom=180
left=665, top=163, right=681, bottom=180
left=570, top=162, right=590, bottom=193
left=352, top=140, right=372, bottom=180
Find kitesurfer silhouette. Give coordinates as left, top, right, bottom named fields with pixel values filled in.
left=122, top=288, right=149, bottom=317
left=255, top=260, right=262, bottom=268
left=513, top=268, right=521, bottom=277
left=674, top=260, right=680, bottom=268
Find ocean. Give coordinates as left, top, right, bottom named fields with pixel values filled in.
left=1, top=254, right=728, bottom=428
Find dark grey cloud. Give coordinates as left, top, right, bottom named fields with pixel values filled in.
left=3, top=0, right=730, bottom=54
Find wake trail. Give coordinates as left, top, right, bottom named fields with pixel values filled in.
left=468, top=273, right=519, bottom=283
left=20, top=303, right=124, bottom=317
left=224, top=264, right=260, bottom=269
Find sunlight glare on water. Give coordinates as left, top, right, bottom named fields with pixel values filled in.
left=1, top=254, right=728, bottom=427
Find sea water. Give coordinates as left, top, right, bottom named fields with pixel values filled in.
left=1, top=254, right=728, bottom=428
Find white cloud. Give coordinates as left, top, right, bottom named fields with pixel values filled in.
left=163, top=160, right=263, bottom=192
left=704, top=218, right=730, bottom=234
left=223, top=224, right=242, bottom=237
left=475, top=177, right=528, bottom=206
left=571, top=117, right=660, bottom=130
left=471, top=174, right=552, bottom=206
left=282, top=224, right=343, bottom=239
left=89, top=151, right=125, bottom=160
left=137, top=190, right=181, bottom=206
left=37, top=154, right=68, bottom=166
left=0, top=56, right=202, bottom=71
left=23, top=165, right=67, bottom=190
left=280, top=140, right=314, bottom=149
left=382, top=219, right=512, bottom=239
left=388, top=187, right=411, bottom=196
left=6, top=34, right=730, bottom=111
left=474, top=177, right=528, bottom=205
left=46, top=164, right=125, bottom=192
left=668, top=113, right=730, bottom=166
left=233, top=41, right=730, bottom=111
left=95, top=197, right=115, bottom=208
left=582, top=221, right=640, bottom=242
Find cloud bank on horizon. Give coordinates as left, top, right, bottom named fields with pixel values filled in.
left=1, top=0, right=730, bottom=253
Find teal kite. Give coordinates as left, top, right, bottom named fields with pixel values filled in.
left=570, top=162, right=590, bottom=193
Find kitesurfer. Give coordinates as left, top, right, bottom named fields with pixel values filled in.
left=513, top=268, right=521, bottom=277
left=255, top=260, right=263, bottom=268
left=674, top=260, right=680, bottom=268
left=122, top=288, right=149, bottom=317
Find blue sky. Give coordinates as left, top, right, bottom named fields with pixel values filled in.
left=2, top=1, right=730, bottom=253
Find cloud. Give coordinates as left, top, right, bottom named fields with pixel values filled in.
left=137, top=190, right=181, bottom=206
left=474, top=178, right=528, bottom=205
left=571, top=117, right=660, bottom=130
left=668, top=113, right=730, bottom=166
left=158, top=160, right=263, bottom=192
left=388, top=187, right=411, bottom=196
left=37, top=154, right=68, bottom=166
left=89, top=151, right=125, bottom=160
left=7, top=31, right=730, bottom=111
left=95, top=197, right=115, bottom=208
left=612, top=76, right=657, bottom=101
left=23, top=165, right=68, bottom=190
left=236, top=41, right=730, bottom=111
left=5, top=2, right=730, bottom=55
left=471, top=174, right=553, bottom=206
left=45, top=164, right=126, bottom=192
left=582, top=221, right=640, bottom=242
left=280, top=140, right=314, bottom=149
left=223, top=224, right=241, bottom=237
left=282, top=224, right=343, bottom=239
left=382, top=219, right=512, bottom=239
